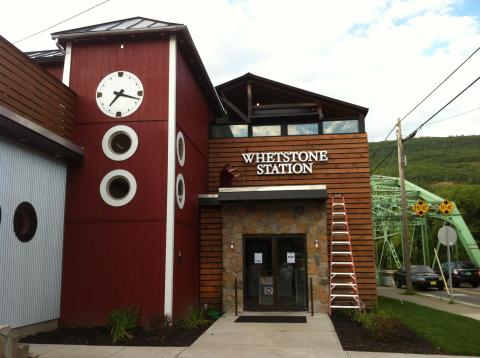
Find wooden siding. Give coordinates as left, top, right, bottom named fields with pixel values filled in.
left=200, top=133, right=376, bottom=307
left=172, top=48, right=212, bottom=318
left=69, top=39, right=169, bottom=124
left=61, top=37, right=170, bottom=325
left=42, top=63, right=64, bottom=82
left=0, top=36, right=75, bottom=140
left=200, top=207, right=223, bottom=309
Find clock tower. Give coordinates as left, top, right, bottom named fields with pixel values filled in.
left=52, top=17, right=222, bottom=325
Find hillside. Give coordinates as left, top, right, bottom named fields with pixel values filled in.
left=369, top=135, right=480, bottom=245
left=369, top=135, right=480, bottom=187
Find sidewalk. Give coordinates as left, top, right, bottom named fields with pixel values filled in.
left=28, top=311, right=475, bottom=358
left=378, top=286, right=480, bottom=321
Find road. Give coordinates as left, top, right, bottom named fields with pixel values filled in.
left=418, top=284, right=480, bottom=307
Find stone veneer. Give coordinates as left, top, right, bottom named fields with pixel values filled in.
left=222, top=200, right=328, bottom=313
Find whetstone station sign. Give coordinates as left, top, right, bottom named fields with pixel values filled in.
left=242, top=150, right=329, bottom=175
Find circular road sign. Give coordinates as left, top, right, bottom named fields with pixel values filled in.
left=438, top=226, right=457, bottom=246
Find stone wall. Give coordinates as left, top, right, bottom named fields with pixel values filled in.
left=222, top=200, right=328, bottom=313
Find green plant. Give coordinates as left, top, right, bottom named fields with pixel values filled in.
left=178, top=310, right=209, bottom=329
left=106, top=308, right=139, bottom=343
left=353, top=308, right=398, bottom=340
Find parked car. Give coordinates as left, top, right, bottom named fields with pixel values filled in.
left=439, top=261, right=480, bottom=288
left=394, top=265, right=445, bottom=290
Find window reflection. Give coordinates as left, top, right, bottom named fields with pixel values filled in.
left=212, top=124, right=248, bottom=138
left=252, top=125, right=281, bottom=137
left=287, top=123, right=318, bottom=135
left=323, top=120, right=358, bottom=134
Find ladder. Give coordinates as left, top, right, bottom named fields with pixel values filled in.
left=329, top=194, right=361, bottom=314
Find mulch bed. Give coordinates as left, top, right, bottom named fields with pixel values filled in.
left=21, top=320, right=215, bottom=347
left=330, top=310, right=446, bottom=355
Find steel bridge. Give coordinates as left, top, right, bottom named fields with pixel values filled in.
left=371, top=175, right=480, bottom=270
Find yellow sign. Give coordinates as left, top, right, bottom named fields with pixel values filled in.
left=438, top=200, right=455, bottom=215
left=412, top=199, right=429, bottom=216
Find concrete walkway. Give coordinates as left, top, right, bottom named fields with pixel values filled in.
left=28, top=311, right=476, bottom=357
left=378, top=286, right=480, bottom=321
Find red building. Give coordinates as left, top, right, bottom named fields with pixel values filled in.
left=47, top=17, right=223, bottom=324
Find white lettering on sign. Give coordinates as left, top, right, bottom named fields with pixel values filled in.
left=241, top=150, right=328, bottom=175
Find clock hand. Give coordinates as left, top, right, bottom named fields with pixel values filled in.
left=109, top=89, right=124, bottom=106
left=113, top=91, right=140, bottom=100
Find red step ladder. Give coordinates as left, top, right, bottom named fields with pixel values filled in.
left=329, top=194, right=361, bottom=315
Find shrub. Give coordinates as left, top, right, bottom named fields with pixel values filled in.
left=178, top=310, right=209, bottom=329
left=106, top=308, right=139, bottom=343
left=352, top=308, right=398, bottom=340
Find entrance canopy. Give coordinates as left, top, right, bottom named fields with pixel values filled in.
left=199, top=185, right=327, bottom=206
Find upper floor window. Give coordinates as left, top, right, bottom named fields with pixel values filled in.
left=252, top=125, right=281, bottom=137
left=322, top=120, right=358, bottom=134
left=212, top=124, right=248, bottom=138
left=287, top=123, right=319, bottom=136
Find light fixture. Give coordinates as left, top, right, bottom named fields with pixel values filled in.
left=230, top=240, right=234, bottom=250
left=315, top=239, right=319, bottom=248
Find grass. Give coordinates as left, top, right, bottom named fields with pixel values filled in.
left=378, top=296, right=480, bottom=356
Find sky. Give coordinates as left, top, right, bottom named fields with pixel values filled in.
left=1, top=0, right=480, bottom=141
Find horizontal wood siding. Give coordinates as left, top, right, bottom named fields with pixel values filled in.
left=200, top=133, right=376, bottom=307
left=0, top=36, right=75, bottom=140
left=200, top=207, right=223, bottom=309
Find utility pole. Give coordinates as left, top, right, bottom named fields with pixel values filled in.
left=396, top=119, right=413, bottom=291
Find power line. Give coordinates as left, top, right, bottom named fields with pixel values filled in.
left=14, top=0, right=111, bottom=45
left=405, top=75, right=480, bottom=140
left=424, top=106, right=480, bottom=127
left=371, top=145, right=396, bottom=174
left=370, top=44, right=480, bottom=159
left=372, top=76, right=480, bottom=173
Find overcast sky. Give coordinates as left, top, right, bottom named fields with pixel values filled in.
left=1, top=0, right=479, bottom=141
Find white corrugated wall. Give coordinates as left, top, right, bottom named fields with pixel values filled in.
left=0, top=137, right=67, bottom=328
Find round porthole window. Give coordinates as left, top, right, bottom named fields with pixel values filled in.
left=100, top=169, right=137, bottom=207
left=176, top=173, right=185, bottom=209
left=13, top=202, right=37, bottom=243
left=176, top=131, right=185, bottom=166
left=102, top=125, right=139, bottom=161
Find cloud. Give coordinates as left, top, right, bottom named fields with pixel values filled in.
left=1, top=0, right=479, bottom=141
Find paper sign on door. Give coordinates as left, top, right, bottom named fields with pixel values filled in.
left=254, top=252, right=263, bottom=264
left=287, top=252, right=295, bottom=263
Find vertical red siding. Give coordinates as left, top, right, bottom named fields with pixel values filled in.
left=62, top=37, right=171, bottom=325
left=35, top=63, right=64, bottom=81
left=172, top=48, right=212, bottom=318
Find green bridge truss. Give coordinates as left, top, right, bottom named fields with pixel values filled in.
left=371, top=175, right=480, bottom=270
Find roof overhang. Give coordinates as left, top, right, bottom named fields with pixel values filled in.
left=0, top=105, right=84, bottom=162
left=199, top=185, right=328, bottom=206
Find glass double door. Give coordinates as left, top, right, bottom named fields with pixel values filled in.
left=244, top=236, right=307, bottom=310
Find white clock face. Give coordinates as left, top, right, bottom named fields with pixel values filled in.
left=96, top=71, right=144, bottom=118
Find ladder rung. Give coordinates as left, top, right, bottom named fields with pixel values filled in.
left=330, top=306, right=360, bottom=309
left=331, top=272, right=354, bottom=276
left=332, top=241, right=351, bottom=245
left=332, top=203, right=345, bottom=207
left=331, top=262, right=353, bottom=265
left=331, top=283, right=357, bottom=286
left=331, top=294, right=359, bottom=297
left=331, top=251, right=352, bottom=255
left=332, top=212, right=346, bottom=215
left=332, top=231, right=349, bottom=235
left=332, top=222, right=347, bottom=225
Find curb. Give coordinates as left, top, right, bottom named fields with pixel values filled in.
left=416, top=292, right=480, bottom=309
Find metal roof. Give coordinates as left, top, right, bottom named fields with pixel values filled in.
left=25, top=49, right=64, bottom=63
left=51, top=17, right=184, bottom=42
left=50, top=17, right=224, bottom=117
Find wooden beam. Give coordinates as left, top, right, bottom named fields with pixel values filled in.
left=247, top=81, right=252, bottom=119
left=220, top=95, right=250, bottom=123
